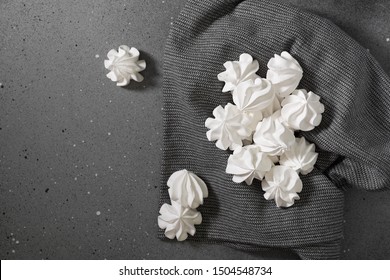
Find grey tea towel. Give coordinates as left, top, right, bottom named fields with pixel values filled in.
left=159, top=0, right=390, bottom=259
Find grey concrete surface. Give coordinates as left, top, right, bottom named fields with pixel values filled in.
left=0, top=0, right=389, bottom=260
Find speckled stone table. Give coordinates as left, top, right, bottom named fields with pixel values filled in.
left=1, top=0, right=389, bottom=260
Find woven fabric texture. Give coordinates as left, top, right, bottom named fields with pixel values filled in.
left=159, top=0, right=390, bottom=259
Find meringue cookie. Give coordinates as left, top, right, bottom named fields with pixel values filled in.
left=253, top=111, right=295, bottom=156
left=104, top=45, right=146, bottom=86
left=233, top=78, right=272, bottom=131
left=158, top=201, right=202, bottom=241
left=167, top=169, right=208, bottom=209
left=205, top=103, right=253, bottom=150
left=233, top=78, right=275, bottom=113
left=279, top=137, right=318, bottom=175
left=262, top=166, right=303, bottom=208
left=226, top=145, right=274, bottom=185
left=217, top=53, right=260, bottom=92
left=266, top=51, right=303, bottom=98
left=281, top=89, right=325, bottom=131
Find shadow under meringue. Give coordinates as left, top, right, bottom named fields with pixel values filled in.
left=122, top=50, right=160, bottom=91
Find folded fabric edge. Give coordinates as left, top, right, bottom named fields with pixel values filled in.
left=156, top=232, right=342, bottom=259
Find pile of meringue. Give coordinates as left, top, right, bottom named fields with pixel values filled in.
left=158, top=169, right=208, bottom=241
left=205, top=52, right=325, bottom=208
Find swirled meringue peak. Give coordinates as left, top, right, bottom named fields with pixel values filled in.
left=253, top=111, right=295, bottom=156
left=226, top=145, right=274, bottom=185
left=266, top=51, right=303, bottom=98
left=233, top=78, right=275, bottom=115
left=281, top=89, right=325, bottom=131
left=168, top=169, right=208, bottom=209
left=104, top=45, right=146, bottom=86
left=280, top=137, right=318, bottom=175
left=217, top=53, right=260, bottom=92
left=158, top=201, right=202, bottom=241
left=262, top=166, right=303, bottom=208
left=205, top=103, right=253, bottom=150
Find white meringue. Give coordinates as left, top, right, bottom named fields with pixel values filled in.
left=217, top=53, right=260, bottom=92
left=262, top=166, right=303, bottom=208
left=232, top=77, right=274, bottom=132
left=266, top=51, right=303, bottom=98
left=167, top=169, right=208, bottom=209
left=253, top=111, right=295, bottom=156
left=205, top=103, right=253, bottom=150
left=104, top=45, right=146, bottom=86
left=260, top=93, right=282, bottom=118
left=281, top=89, right=325, bottom=131
left=280, top=137, right=318, bottom=175
left=226, top=145, right=274, bottom=185
left=233, top=78, right=275, bottom=114
left=241, top=111, right=263, bottom=133
left=158, top=201, right=202, bottom=241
